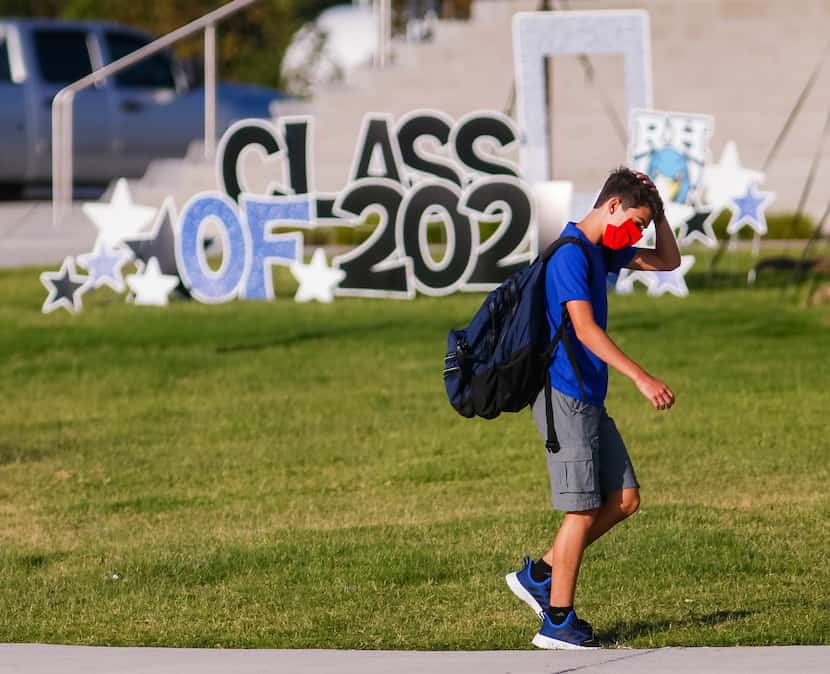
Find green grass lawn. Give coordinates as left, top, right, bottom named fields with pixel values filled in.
left=0, top=254, right=828, bottom=649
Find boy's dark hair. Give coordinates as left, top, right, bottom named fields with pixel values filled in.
left=593, top=166, right=664, bottom=222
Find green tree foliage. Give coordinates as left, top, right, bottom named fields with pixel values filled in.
left=0, top=0, right=343, bottom=88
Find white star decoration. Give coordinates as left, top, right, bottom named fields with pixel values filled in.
left=76, top=241, right=132, bottom=293
left=700, top=141, right=765, bottom=212
left=647, top=255, right=696, bottom=297
left=125, top=257, right=180, bottom=306
left=290, top=248, right=345, bottom=303
left=616, top=255, right=696, bottom=298
left=615, top=267, right=653, bottom=295
left=83, top=178, right=157, bottom=248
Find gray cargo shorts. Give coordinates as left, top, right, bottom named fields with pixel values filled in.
left=532, top=388, right=639, bottom=513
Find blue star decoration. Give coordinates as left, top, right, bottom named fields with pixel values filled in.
left=40, top=257, right=93, bottom=314
left=726, top=184, right=775, bottom=236
left=76, top=241, right=132, bottom=293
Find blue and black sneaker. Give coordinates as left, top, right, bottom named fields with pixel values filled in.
left=505, top=557, right=551, bottom=620
left=532, top=610, right=599, bottom=650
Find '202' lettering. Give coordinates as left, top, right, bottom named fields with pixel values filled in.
left=332, top=175, right=533, bottom=298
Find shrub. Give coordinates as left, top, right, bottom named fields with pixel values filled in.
left=711, top=210, right=816, bottom=240
left=277, top=217, right=502, bottom=247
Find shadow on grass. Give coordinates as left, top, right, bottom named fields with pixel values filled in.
left=0, top=443, right=51, bottom=465
left=684, top=271, right=786, bottom=290
left=597, top=609, right=754, bottom=643
left=5, top=550, right=72, bottom=570
left=685, top=267, right=829, bottom=291
left=215, top=320, right=405, bottom=354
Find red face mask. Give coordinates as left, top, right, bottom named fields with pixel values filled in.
left=602, top=218, right=642, bottom=250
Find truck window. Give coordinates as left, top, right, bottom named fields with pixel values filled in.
left=0, top=35, right=12, bottom=82
left=33, top=29, right=93, bottom=84
left=105, top=32, right=176, bottom=89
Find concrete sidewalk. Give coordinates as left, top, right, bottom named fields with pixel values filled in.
left=0, top=202, right=95, bottom=270
left=1, top=645, right=828, bottom=674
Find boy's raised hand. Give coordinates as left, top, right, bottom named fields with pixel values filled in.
left=635, top=373, right=675, bottom=410
left=632, top=170, right=665, bottom=221
left=632, top=170, right=657, bottom=193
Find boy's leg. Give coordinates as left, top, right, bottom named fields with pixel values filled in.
left=513, top=394, right=638, bottom=618
left=548, top=508, right=598, bottom=607
left=541, top=487, right=639, bottom=567
left=587, top=487, right=640, bottom=544
left=529, top=391, right=604, bottom=610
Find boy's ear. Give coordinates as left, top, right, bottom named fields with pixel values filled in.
left=606, top=196, right=622, bottom=214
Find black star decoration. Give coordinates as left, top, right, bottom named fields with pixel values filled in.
left=686, top=209, right=712, bottom=234
left=40, top=257, right=91, bottom=314
left=680, top=208, right=719, bottom=247
left=123, top=197, right=190, bottom=297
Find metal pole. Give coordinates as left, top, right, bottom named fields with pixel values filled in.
left=374, top=0, right=379, bottom=67
left=64, top=100, right=73, bottom=218
left=546, top=58, right=553, bottom=179
left=384, top=0, right=391, bottom=65
left=376, top=0, right=390, bottom=67
left=52, top=90, right=75, bottom=226
left=542, top=0, right=553, bottom=179
left=751, top=231, right=761, bottom=258
left=204, top=22, right=217, bottom=159
left=51, top=95, right=63, bottom=225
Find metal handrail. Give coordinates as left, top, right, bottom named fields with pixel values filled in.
left=375, top=0, right=391, bottom=68
left=51, top=0, right=257, bottom=225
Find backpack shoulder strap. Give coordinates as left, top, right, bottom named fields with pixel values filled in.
left=539, top=236, right=593, bottom=286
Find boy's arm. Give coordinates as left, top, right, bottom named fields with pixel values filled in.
left=566, top=299, right=675, bottom=410
left=625, top=171, right=681, bottom=272
left=626, top=214, right=682, bottom=272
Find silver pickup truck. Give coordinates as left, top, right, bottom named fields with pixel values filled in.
left=0, top=18, right=286, bottom=197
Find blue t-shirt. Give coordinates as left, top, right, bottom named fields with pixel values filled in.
left=546, top=223, right=637, bottom=407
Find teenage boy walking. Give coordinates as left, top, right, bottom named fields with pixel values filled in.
left=506, top=167, right=681, bottom=649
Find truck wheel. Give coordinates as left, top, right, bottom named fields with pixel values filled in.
left=0, top=183, right=24, bottom=200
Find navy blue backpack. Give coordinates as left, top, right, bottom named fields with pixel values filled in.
left=443, top=236, right=591, bottom=452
